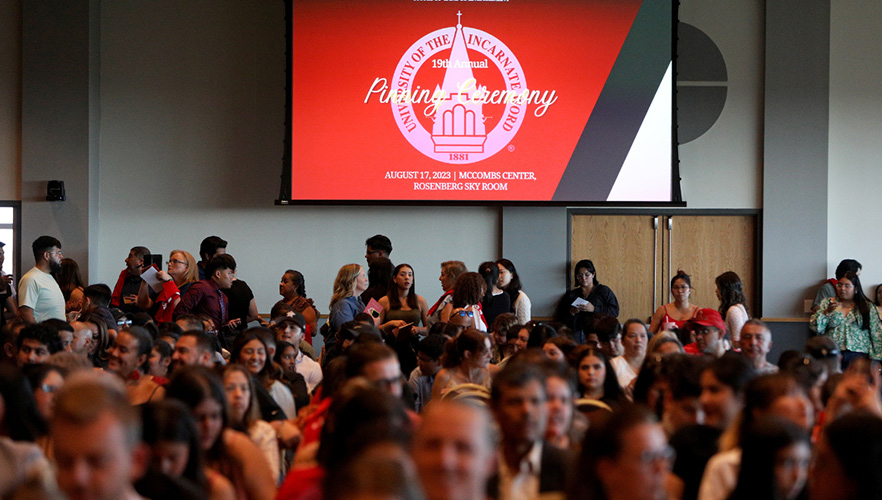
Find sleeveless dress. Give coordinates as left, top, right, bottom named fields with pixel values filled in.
left=385, top=307, right=422, bottom=326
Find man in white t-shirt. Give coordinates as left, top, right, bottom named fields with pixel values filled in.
left=18, top=235, right=65, bottom=323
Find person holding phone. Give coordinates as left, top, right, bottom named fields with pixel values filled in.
left=110, top=245, right=154, bottom=314
left=378, top=263, right=429, bottom=335
left=811, top=270, right=882, bottom=369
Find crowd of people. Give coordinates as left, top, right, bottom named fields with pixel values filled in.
left=0, top=234, right=881, bottom=500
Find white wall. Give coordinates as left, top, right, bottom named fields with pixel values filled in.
left=678, top=0, right=765, bottom=209
left=828, top=0, right=882, bottom=299
left=95, top=1, right=498, bottom=315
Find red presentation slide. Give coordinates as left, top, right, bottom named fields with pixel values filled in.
left=290, top=0, right=672, bottom=202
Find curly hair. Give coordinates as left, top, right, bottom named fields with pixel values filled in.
left=452, top=272, right=485, bottom=308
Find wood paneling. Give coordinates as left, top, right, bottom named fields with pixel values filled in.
left=572, top=215, right=660, bottom=323
left=572, top=214, right=757, bottom=324
left=666, top=215, right=756, bottom=316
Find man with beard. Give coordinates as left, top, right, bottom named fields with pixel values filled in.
left=18, top=235, right=65, bottom=323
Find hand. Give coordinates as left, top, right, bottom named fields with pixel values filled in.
left=2, top=274, right=11, bottom=286
left=156, top=270, right=172, bottom=282
left=225, top=318, right=241, bottom=329
left=826, top=299, right=839, bottom=315
left=272, top=420, right=302, bottom=449
left=123, top=294, right=138, bottom=305
left=580, top=302, right=595, bottom=313
left=826, top=368, right=882, bottom=420
left=661, top=321, right=678, bottom=332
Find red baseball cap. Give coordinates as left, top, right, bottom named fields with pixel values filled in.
left=686, top=308, right=727, bottom=336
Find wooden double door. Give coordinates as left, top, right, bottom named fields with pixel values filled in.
left=571, top=213, right=758, bottom=324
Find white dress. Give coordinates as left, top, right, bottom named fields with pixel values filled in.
left=725, top=304, right=748, bottom=343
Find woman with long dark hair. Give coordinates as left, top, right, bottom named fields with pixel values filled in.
left=431, top=328, right=493, bottom=402
left=478, top=261, right=510, bottom=328
left=811, top=270, right=882, bottom=368
left=377, top=263, right=429, bottom=334
left=556, top=259, right=619, bottom=344
left=274, top=269, right=319, bottom=343
left=166, top=366, right=276, bottom=500
left=728, top=417, right=810, bottom=500
left=573, top=345, right=627, bottom=409
left=497, top=258, right=532, bottom=324
left=716, top=271, right=749, bottom=348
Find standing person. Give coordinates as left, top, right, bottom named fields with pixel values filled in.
left=650, top=270, right=699, bottom=334
left=0, top=241, right=18, bottom=328
left=378, top=263, right=429, bottom=334
left=478, top=261, right=510, bottom=328
left=610, top=319, right=649, bottom=394
left=274, top=269, right=319, bottom=343
left=810, top=270, right=882, bottom=368
left=138, top=250, right=198, bottom=323
left=555, top=259, right=619, bottom=344
left=176, top=254, right=240, bottom=346
left=111, top=246, right=152, bottom=314
left=440, top=272, right=487, bottom=331
left=360, top=257, right=394, bottom=306
left=426, top=260, right=467, bottom=328
left=56, top=257, right=85, bottom=314
left=812, top=259, right=861, bottom=313
left=329, top=264, right=369, bottom=334
left=497, top=258, right=532, bottom=324
left=18, top=235, right=65, bottom=323
left=197, top=236, right=227, bottom=281
left=715, top=271, right=749, bottom=349
left=364, top=234, right=393, bottom=265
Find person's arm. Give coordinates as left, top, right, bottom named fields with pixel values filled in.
left=431, top=368, right=452, bottom=403
left=246, top=297, right=262, bottom=325
left=301, top=306, right=318, bottom=339
left=440, top=302, right=453, bottom=323
left=19, top=305, right=35, bottom=324
left=810, top=297, right=836, bottom=333
left=515, top=291, right=531, bottom=324
left=3, top=295, right=18, bottom=319
left=555, top=291, right=576, bottom=327
left=377, top=296, right=390, bottom=324
left=174, top=282, right=203, bottom=319
left=648, top=305, right=666, bottom=334
left=137, top=281, right=155, bottom=311
left=592, top=286, right=620, bottom=317
left=224, top=429, right=277, bottom=500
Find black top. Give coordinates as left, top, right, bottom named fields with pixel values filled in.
left=482, top=291, right=511, bottom=328
left=222, top=279, right=254, bottom=329
left=554, top=284, right=619, bottom=341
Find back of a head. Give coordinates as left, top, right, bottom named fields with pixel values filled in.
left=199, top=236, right=227, bottom=261
left=707, top=351, right=757, bottom=396
left=83, top=283, right=113, bottom=308
left=53, top=371, right=140, bottom=449
left=180, top=330, right=216, bottom=355
left=365, top=234, right=393, bottom=255
left=0, top=364, right=48, bottom=441
left=416, top=334, right=447, bottom=361
left=345, top=341, right=397, bottom=379
left=834, top=259, right=862, bottom=280
left=592, top=314, right=621, bottom=341
left=823, top=411, right=882, bottom=499
left=665, top=354, right=709, bottom=401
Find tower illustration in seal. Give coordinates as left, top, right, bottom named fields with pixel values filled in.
left=431, top=12, right=487, bottom=153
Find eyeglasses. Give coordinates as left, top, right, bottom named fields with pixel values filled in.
left=456, top=310, right=475, bottom=317
left=835, top=283, right=854, bottom=289
left=639, top=446, right=676, bottom=464
left=167, top=259, right=187, bottom=266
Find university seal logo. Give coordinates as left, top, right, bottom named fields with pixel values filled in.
left=383, top=13, right=528, bottom=165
